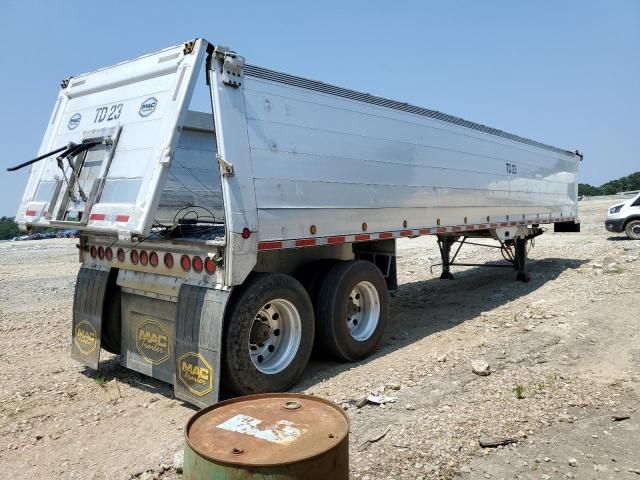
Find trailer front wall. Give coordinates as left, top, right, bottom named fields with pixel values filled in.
left=240, top=72, right=579, bottom=243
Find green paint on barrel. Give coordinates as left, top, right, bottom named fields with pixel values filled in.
left=184, top=393, right=349, bottom=480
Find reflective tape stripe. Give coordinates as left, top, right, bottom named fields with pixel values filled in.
left=258, top=241, right=283, bottom=251
left=25, top=210, right=37, bottom=216
left=256, top=217, right=575, bottom=252
left=89, top=213, right=129, bottom=222
left=295, top=238, right=316, bottom=247
left=328, top=235, right=346, bottom=244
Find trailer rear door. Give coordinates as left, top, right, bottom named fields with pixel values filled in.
left=15, top=39, right=209, bottom=237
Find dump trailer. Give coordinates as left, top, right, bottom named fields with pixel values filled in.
left=11, top=39, right=581, bottom=407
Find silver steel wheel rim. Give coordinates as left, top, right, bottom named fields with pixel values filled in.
left=249, top=299, right=302, bottom=374
left=631, top=223, right=640, bottom=236
left=346, top=281, right=380, bottom=341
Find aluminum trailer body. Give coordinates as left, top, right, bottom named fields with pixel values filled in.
left=12, top=39, right=581, bottom=407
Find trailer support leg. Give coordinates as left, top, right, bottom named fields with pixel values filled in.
left=514, top=237, right=530, bottom=283
left=437, top=236, right=456, bottom=280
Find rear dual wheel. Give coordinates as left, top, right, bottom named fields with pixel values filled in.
left=315, top=260, right=389, bottom=361
left=221, top=261, right=389, bottom=395
left=221, top=273, right=314, bottom=395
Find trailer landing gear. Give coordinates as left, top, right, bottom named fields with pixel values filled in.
left=437, top=236, right=458, bottom=280
left=434, top=228, right=543, bottom=282
left=514, top=237, right=530, bottom=283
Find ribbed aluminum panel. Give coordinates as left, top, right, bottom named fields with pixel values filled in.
left=243, top=64, right=574, bottom=157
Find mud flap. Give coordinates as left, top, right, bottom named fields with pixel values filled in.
left=121, top=293, right=176, bottom=384
left=71, top=267, right=111, bottom=369
left=174, top=285, right=231, bottom=408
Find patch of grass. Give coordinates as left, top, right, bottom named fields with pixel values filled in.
left=512, top=384, right=525, bottom=399
left=93, top=375, right=108, bottom=387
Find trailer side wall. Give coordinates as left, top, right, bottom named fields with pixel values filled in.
left=240, top=71, right=579, bottom=243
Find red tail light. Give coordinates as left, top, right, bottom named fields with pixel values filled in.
left=140, top=250, right=148, bottom=266
left=149, top=251, right=158, bottom=267
left=205, top=257, right=216, bottom=274
left=180, top=255, right=191, bottom=271
left=192, top=256, right=203, bottom=272
left=130, top=250, right=139, bottom=264
left=117, top=248, right=125, bottom=262
left=90, top=246, right=97, bottom=258
left=164, top=253, right=174, bottom=268
left=98, top=246, right=105, bottom=259
left=105, top=247, right=113, bottom=261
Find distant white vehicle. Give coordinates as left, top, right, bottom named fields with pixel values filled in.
left=606, top=192, right=640, bottom=239
left=9, top=39, right=581, bottom=407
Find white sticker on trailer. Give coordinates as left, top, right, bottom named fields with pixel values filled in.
left=216, top=414, right=307, bottom=445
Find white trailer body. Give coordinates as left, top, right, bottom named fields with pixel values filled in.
left=12, top=39, right=580, bottom=407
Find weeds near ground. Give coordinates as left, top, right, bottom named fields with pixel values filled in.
left=93, top=375, right=108, bottom=387
left=513, top=384, right=525, bottom=399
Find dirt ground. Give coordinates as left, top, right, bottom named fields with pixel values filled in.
left=1, top=197, right=638, bottom=480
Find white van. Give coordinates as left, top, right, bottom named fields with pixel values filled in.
left=605, top=193, right=640, bottom=239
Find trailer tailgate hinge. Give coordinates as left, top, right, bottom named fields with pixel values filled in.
left=214, top=45, right=244, bottom=88
left=216, top=153, right=234, bottom=176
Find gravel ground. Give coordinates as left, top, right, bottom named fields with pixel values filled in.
left=0, top=197, right=638, bottom=480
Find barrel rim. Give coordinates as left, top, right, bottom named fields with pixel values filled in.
left=185, top=392, right=350, bottom=467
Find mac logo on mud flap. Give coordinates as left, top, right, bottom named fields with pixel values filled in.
left=178, top=352, right=213, bottom=396
left=139, top=97, right=158, bottom=117
left=67, top=113, right=82, bottom=130
left=136, top=320, right=171, bottom=365
left=74, top=320, right=97, bottom=355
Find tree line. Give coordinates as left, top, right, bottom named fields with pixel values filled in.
left=0, top=217, right=20, bottom=240
left=579, top=171, right=640, bottom=197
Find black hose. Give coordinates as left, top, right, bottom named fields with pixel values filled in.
left=7, top=144, right=72, bottom=172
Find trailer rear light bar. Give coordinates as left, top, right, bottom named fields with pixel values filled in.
left=84, top=244, right=218, bottom=277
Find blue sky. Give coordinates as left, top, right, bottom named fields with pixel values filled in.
left=0, top=1, right=638, bottom=216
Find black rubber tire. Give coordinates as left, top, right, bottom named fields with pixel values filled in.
left=316, top=260, right=389, bottom=361
left=294, top=259, right=341, bottom=305
left=221, top=272, right=314, bottom=395
left=625, top=219, right=640, bottom=240
left=294, top=259, right=341, bottom=357
left=101, top=269, right=121, bottom=355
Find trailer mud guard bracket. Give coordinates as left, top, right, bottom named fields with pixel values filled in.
left=71, top=267, right=112, bottom=369
left=174, top=285, right=231, bottom=408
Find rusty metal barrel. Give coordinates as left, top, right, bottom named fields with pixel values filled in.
left=184, top=393, right=350, bottom=479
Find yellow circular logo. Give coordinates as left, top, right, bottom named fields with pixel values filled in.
left=136, top=320, right=171, bottom=365
left=74, top=320, right=97, bottom=355
left=178, top=352, right=213, bottom=397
